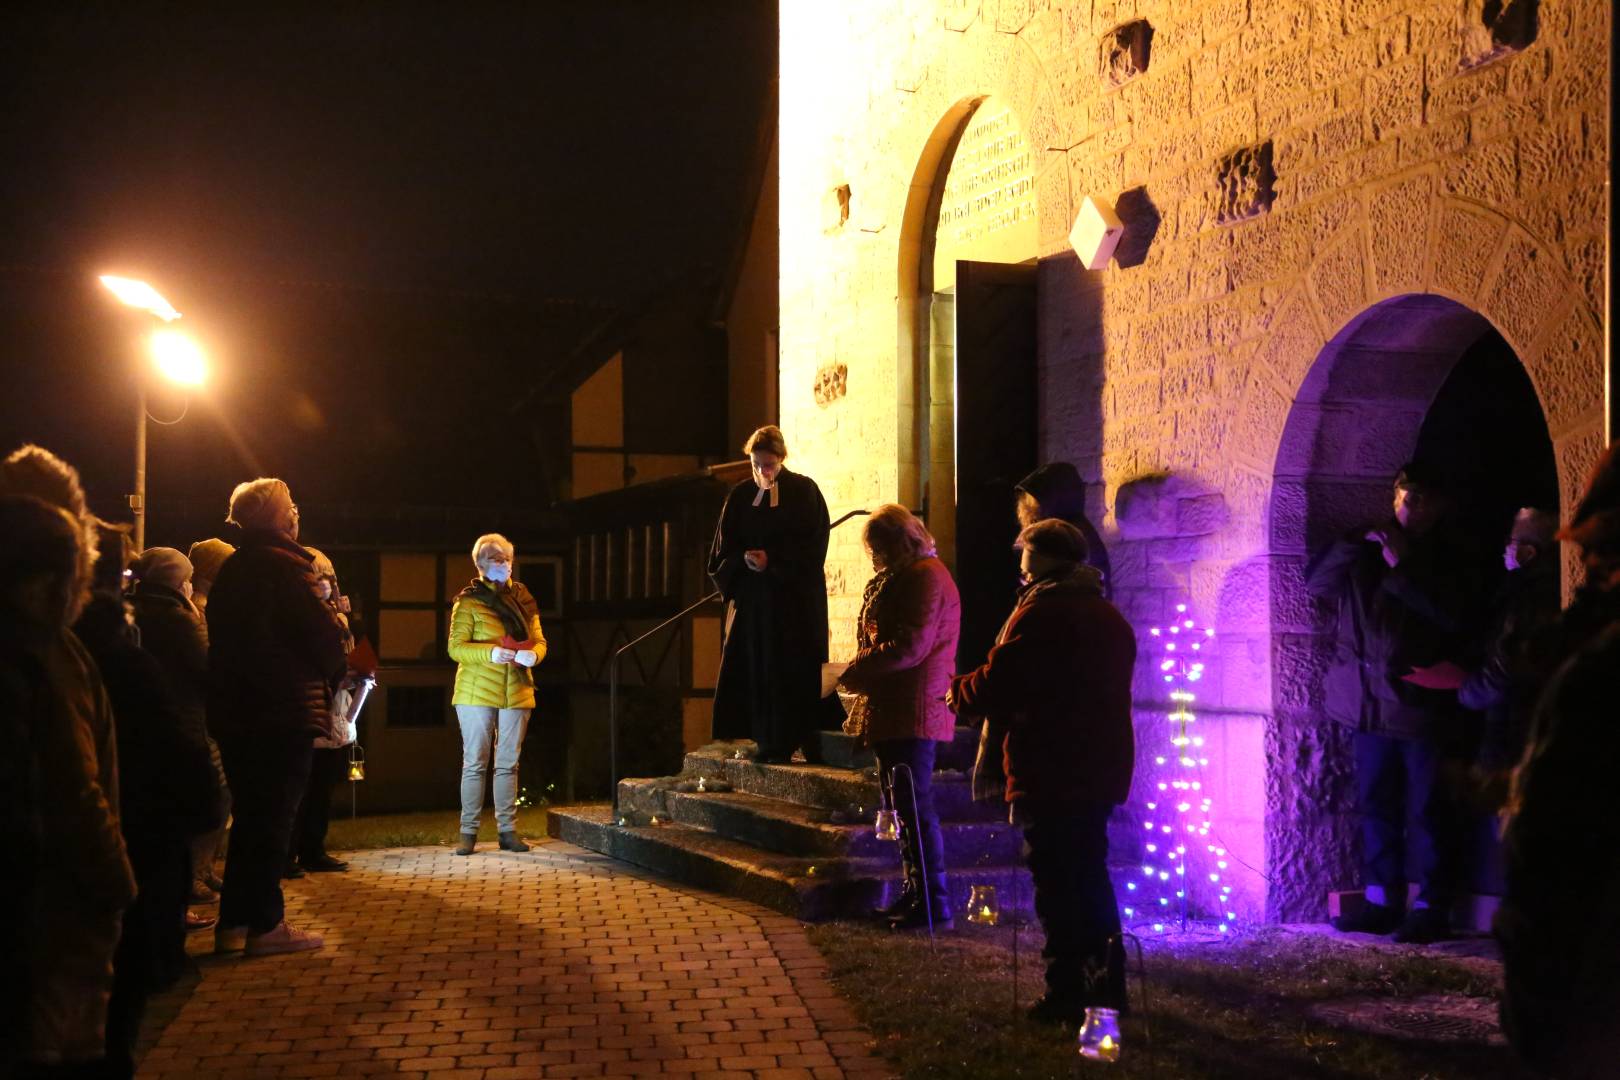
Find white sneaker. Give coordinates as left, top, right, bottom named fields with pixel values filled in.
left=245, top=921, right=324, bottom=956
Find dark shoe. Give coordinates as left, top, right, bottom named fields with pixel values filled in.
left=1331, top=900, right=1402, bottom=935
left=454, top=833, right=477, bottom=856
left=1392, top=906, right=1452, bottom=944
left=887, top=897, right=954, bottom=932
left=1027, top=993, right=1087, bottom=1026
left=302, top=855, right=349, bottom=873
left=498, top=831, right=530, bottom=853
left=873, top=881, right=918, bottom=920
left=282, top=862, right=306, bottom=879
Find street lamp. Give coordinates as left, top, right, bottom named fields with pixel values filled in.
left=98, top=275, right=208, bottom=550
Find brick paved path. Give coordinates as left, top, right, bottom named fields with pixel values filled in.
left=138, top=838, right=893, bottom=1079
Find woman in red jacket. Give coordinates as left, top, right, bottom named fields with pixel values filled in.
left=839, top=505, right=961, bottom=930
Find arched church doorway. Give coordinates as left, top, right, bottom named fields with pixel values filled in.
left=1266, top=294, right=1558, bottom=921
left=898, top=96, right=1041, bottom=668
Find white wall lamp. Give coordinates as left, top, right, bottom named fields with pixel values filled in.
left=1068, top=195, right=1125, bottom=270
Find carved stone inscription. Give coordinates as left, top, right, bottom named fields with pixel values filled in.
left=1215, top=141, right=1276, bottom=226
left=933, top=105, right=1035, bottom=264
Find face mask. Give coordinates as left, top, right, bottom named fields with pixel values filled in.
left=485, top=564, right=511, bottom=583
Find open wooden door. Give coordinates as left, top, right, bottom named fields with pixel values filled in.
left=952, top=260, right=1037, bottom=672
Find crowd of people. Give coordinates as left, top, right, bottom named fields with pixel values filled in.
left=7, top=419, right=1616, bottom=1074
left=0, top=446, right=371, bottom=1077
left=710, top=424, right=1620, bottom=1066
left=708, top=426, right=1136, bottom=1026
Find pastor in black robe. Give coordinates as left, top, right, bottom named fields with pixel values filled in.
left=707, top=466, right=829, bottom=761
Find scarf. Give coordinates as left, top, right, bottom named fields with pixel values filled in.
left=841, top=568, right=900, bottom=742
left=458, top=577, right=536, bottom=643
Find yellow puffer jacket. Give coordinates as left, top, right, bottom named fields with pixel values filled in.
left=447, top=579, right=548, bottom=709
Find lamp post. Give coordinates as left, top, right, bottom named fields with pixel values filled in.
left=98, top=275, right=207, bottom=550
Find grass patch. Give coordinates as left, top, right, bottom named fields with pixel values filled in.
left=323, top=805, right=555, bottom=851
left=807, top=921, right=1525, bottom=1080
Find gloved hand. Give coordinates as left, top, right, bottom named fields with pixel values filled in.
left=514, top=649, right=538, bottom=668
left=490, top=646, right=517, bottom=663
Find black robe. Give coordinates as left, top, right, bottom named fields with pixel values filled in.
left=707, top=467, right=829, bottom=758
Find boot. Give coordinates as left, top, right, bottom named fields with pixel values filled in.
left=874, top=843, right=918, bottom=919
left=888, top=886, right=954, bottom=931
left=498, top=831, right=530, bottom=852
left=454, top=833, right=477, bottom=856
left=874, top=879, right=918, bottom=920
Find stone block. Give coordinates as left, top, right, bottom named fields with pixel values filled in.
left=1441, top=137, right=1518, bottom=206
left=1366, top=54, right=1425, bottom=139
left=1226, top=373, right=1291, bottom=469
left=1517, top=113, right=1589, bottom=197
left=1308, top=228, right=1370, bottom=338
left=942, top=0, right=981, bottom=34
left=1481, top=231, right=1567, bottom=353
left=1253, top=292, right=1324, bottom=401
left=1116, top=473, right=1191, bottom=540
left=1527, top=304, right=1604, bottom=436
left=1177, top=492, right=1229, bottom=536
left=1430, top=200, right=1507, bottom=300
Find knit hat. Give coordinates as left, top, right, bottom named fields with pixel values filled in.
left=132, top=546, right=192, bottom=592
left=187, top=538, right=236, bottom=587
left=1016, top=518, right=1089, bottom=564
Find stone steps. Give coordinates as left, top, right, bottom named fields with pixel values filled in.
left=680, top=741, right=1002, bottom=820
left=661, top=788, right=1027, bottom=864
left=547, top=735, right=1038, bottom=921
left=547, top=802, right=1036, bottom=922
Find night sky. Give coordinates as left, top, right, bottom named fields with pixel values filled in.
left=0, top=1, right=775, bottom=536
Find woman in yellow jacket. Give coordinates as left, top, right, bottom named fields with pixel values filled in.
left=447, top=533, right=546, bottom=855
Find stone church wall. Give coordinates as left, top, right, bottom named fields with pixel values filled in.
left=779, top=0, right=1608, bottom=919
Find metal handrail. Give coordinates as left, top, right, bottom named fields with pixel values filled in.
left=608, top=507, right=872, bottom=815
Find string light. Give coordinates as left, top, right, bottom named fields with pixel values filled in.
left=1132, top=601, right=1228, bottom=935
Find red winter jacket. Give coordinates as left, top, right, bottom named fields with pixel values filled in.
left=951, top=566, right=1136, bottom=809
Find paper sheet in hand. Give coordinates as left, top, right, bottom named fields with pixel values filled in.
left=821, top=661, right=849, bottom=698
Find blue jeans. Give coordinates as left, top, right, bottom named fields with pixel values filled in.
left=1354, top=731, right=1460, bottom=908
left=456, top=706, right=530, bottom=833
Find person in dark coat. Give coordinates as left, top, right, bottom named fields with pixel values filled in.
left=1407, top=507, right=1561, bottom=805
left=1015, top=462, right=1111, bottom=597
left=183, top=537, right=235, bottom=896
left=2, top=449, right=136, bottom=1076
left=708, top=425, right=830, bottom=763
left=949, top=518, right=1136, bottom=1024
left=1308, top=462, right=1479, bottom=943
left=1497, top=444, right=1620, bottom=1078
left=208, top=478, right=348, bottom=957
left=76, top=524, right=220, bottom=1077
left=0, top=491, right=136, bottom=1078
left=131, top=546, right=232, bottom=905
left=839, top=505, right=962, bottom=930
